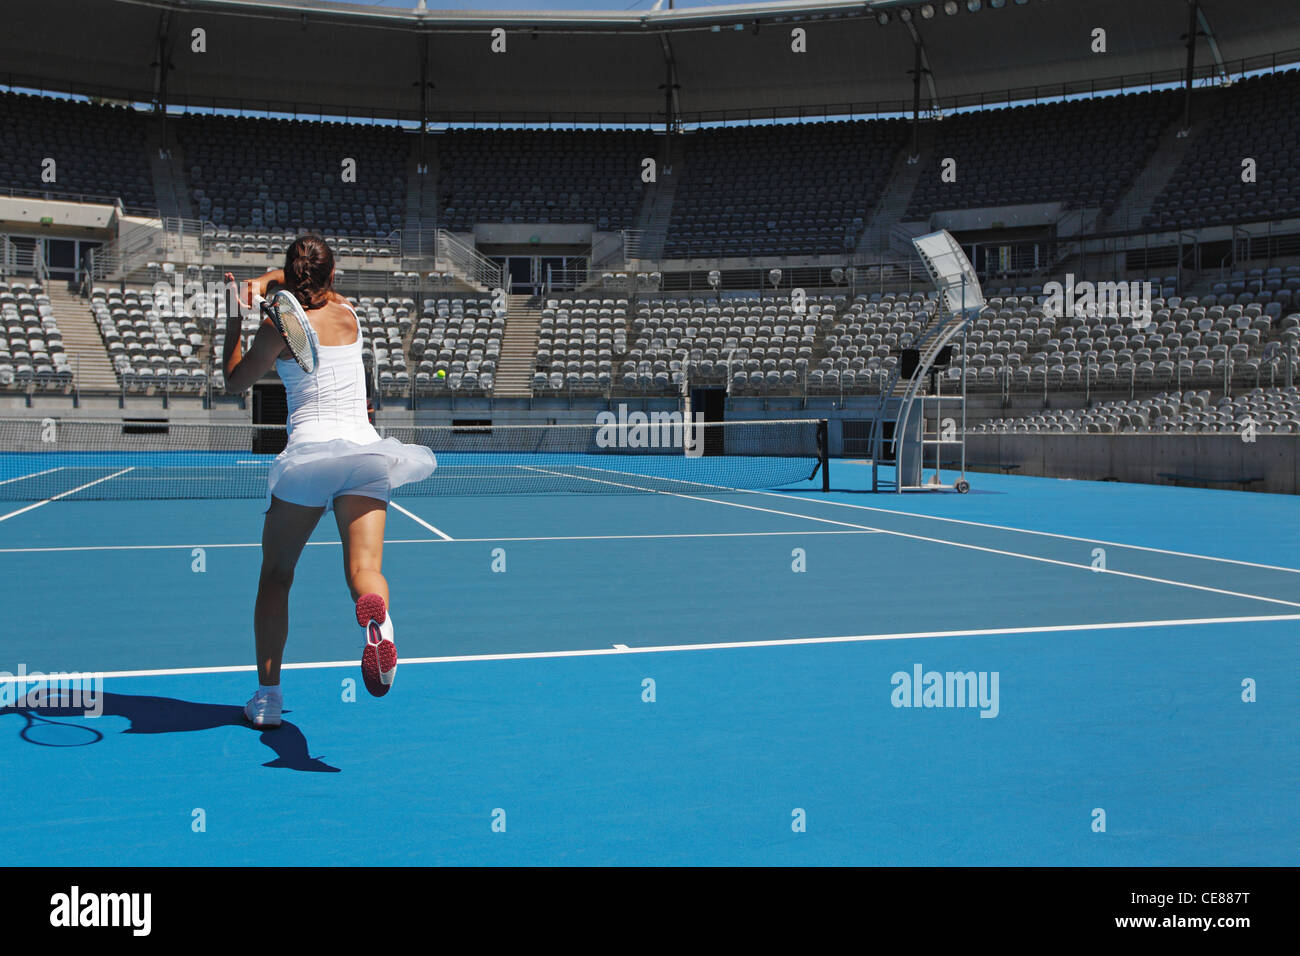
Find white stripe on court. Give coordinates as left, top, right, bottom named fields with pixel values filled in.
left=0, top=466, right=63, bottom=487
left=575, top=463, right=1300, bottom=577
left=0, top=529, right=878, bottom=555
left=0, top=468, right=135, bottom=524
left=542, top=465, right=1300, bottom=610
left=2, top=612, right=1295, bottom=684
left=760, top=489, right=1300, bottom=576
left=519, top=464, right=891, bottom=533
left=389, top=502, right=453, bottom=540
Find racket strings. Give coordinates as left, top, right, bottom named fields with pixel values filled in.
left=266, top=293, right=317, bottom=374
left=277, top=306, right=315, bottom=372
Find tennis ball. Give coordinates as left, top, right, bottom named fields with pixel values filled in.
left=437, top=369, right=446, bottom=378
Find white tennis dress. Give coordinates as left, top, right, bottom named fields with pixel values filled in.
left=265, top=300, right=436, bottom=509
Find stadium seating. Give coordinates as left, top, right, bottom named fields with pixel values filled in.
left=533, top=297, right=628, bottom=391
left=1146, top=70, right=1300, bottom=230
left=178, top=115, right=408, bottom=238
left=941, top=284, right=1295, bottom=391
left=664, top=120, right=906, bottom=258
left=92, top=285, right=210, bottom=392
left=532, top=291, right=940, bottom=394
left=201, top=226, right=398, bottom=262
left=974, top=387, right=1300, bottom=434
left=0, top=93, right=153, bottom=208
left=409, top=296, right=502, bottom=394
left=907, top=93, right=1178, bottom=219
left=0, top=281, right=71, bottom=389
left=92, top=285, right=413, bottom=395
left=436, top=130, right=653, bottom=232
left=530, top=277, right=1300, bottom=397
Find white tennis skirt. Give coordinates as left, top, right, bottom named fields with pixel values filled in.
left=266, top=436, right=437, bottom=510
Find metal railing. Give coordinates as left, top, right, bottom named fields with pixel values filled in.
left=89, top=219, right=162, bottom=280
left=199, top=224, right=402, bottom=261
left=89, top=219, right=507, bottom=291
left=401, top=228, right=439, bottom=259
left=0, top=236, right=46, bottom=281
left=544, top=264, right=590, bottom=293
left=435, top=229, right=505, bottom=291
left=618, top=229, right=646, bottom=263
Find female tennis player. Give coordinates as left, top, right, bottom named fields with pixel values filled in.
left=222, top=235, right=435, bottom=727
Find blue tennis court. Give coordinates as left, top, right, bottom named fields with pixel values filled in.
left=2, top=462, right=1297, bottom=865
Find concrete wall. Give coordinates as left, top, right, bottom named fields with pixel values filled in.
left=930, top=202, right=1063, bottom=232
left=964, top=433, right=1300, bottom=494
left=0, top=196, right=118, bottom=234
left=474, top=223, right=592, bottom=245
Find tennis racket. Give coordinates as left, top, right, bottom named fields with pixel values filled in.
left=261, top=288, right=319, bottom=374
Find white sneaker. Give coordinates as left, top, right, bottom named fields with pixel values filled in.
left=243, top=689, right=283, bottom=728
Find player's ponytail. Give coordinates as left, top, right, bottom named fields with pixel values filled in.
left=283, top=234, right=335, bottom=310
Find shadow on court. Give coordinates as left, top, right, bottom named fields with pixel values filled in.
left=2, top=692, right=341, bottom=773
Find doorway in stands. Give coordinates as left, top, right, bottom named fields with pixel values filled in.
left=486, top=254, right=589, bottom=295
left=691, top=386, right=726, bottom=455
left=36, top=237, right=101, bottom=287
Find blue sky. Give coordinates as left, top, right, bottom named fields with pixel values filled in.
left=334, top=0, right=773, bottom=9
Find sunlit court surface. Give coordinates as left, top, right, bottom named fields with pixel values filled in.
left=2, top=455, right=1296, bottom=866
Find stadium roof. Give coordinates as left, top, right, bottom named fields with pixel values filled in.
left=4, top=0, right=1300, bottom=122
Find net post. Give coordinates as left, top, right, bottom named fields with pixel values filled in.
left=818, top=418, right=830, bottom=492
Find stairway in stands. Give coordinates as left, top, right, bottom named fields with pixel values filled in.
left=146, top=125, right=196, bottom=223
left=494, top=293, right=544, bottom=397
left=45, top=285, right=119, bottom=391
left=402, top=137, right=440, bottom=258
left=1099, top=89, right=1226, bottom=233
left=855, top=124, right=934, bottom=257
left=630, top=154, right=681, bottom=262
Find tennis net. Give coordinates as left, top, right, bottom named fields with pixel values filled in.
left=0, top=417, right=829, bottom=500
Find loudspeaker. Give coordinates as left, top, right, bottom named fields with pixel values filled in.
left=900, top=348, right=920, bottom=378
left=934, top=345, right=953, bottom=367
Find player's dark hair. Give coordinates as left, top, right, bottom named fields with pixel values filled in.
left=284, top=235, right=334, bottom=310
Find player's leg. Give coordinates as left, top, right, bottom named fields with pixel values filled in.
left=247, top=495, right=325, bottom=725
left=334, top=492, right=388, bottom=605
left=334, top=492, right=396, bottom=696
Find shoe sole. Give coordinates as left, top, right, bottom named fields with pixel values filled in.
left=357, top=593, right=395, bottom=697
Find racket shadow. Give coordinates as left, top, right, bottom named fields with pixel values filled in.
left=2, top=692, right=341, bottom=773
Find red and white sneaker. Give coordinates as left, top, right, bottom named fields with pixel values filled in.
left=356, top=593, right=396, bottom=697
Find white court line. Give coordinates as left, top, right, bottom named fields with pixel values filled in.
left=0, top=468, right=135, bottom=524
left=519, top=465, right=892, bottom=534
left=388, top=501, right=453, bottom=540
left=555, top=465, right=1300, bottom=610
left=0, top=466, right=63, bottom=487
left=7, top=466, right=1291, bottom=609
left=0, top=529, right=878, bottom=555
left=3, top=612, right=1296, bottom=684
left=576, top=462, right=1300, bottom=577
left=762, top=490, right=1300, bottom=576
